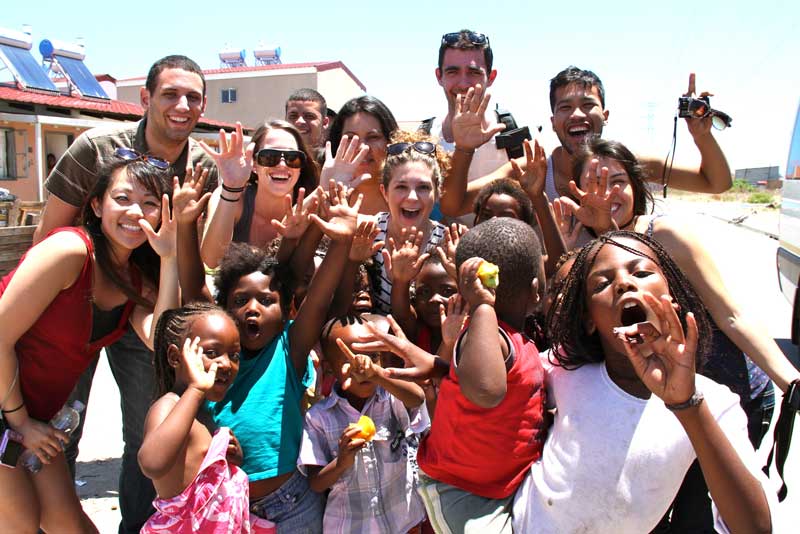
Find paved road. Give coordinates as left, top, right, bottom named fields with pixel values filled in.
left=77, top=199, right=799, bottom=532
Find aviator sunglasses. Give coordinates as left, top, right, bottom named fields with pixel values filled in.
left=114, top=147, right=170, bottom=170
left=441, top=31, right=490, bottom=47
left=255, top=148, right=306, bottom=169
left=387, top=142, right=437, bottom=157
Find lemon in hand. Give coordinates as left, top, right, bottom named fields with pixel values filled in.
left=477, top=261, right=500, bottom=289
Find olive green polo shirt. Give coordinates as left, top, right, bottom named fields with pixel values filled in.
left=45, top=119, right=218, bottom=208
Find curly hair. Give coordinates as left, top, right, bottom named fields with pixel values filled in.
left=214, top=242, right=293, bottom=314
left=547, top=230, right=712, bottom=370
left=455, top=217, right=541, bottom=305
left=152, top=302, right=234, bottom=397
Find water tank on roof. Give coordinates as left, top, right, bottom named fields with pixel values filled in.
left=219, top=48, right=246, bottom=68
left=39, top=39, right=85, bottom=60
left=0, top=27, right=33, bottom=49
left=253, top=45, right=281, bottom=65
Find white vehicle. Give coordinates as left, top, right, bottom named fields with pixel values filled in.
left=777, top=100, right=800, bottom=343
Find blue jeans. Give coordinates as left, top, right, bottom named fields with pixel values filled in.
left=249, top=470, right=324, bottom=534
left=65, top=328, right=156, bottom=534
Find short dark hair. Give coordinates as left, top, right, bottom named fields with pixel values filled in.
left=473, top=178, right=537, bottom=228
left=145, top=55, right=206, bottom=96
left=328, top=95, right=398, bottom=156
left=547, top=231, right=712, bottom=369
left=249, top=119, right=319, bottom=203
left=571, top=138, right=653, bottom=217
left=285, top=88, right=327, bottom=117
left=455, top=217, right=541, bottom=305
left=214, top=243, right=293, bottom=314
left=549, top=66, right=604, bottom=112
left=437, top=29, right=493, bottom=72
left=153, top=302, right=233, bottom=397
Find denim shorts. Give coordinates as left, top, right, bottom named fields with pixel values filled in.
left=249, top=470, right=324, bottom=534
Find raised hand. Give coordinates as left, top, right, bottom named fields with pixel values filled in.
left=510, top=139, right=547, bottom=198
left=320, top=135, right=371, bottom=189
left=683, top=73, right=714, bottom=139
left=349, top=219, right=382, bottom=262
left=434, top=223, right=465, bottom=280
left=140, top=194, right=177, bottom=258
left=552, top=198, right=583, bottom=251
left=172, top=164, right=212, bottom=225
left=271, top=188, right=318, bottom=240
left=337, top=338, right=384, bottom=390
left=352, top=315, right=442, bottom=382
left=199, top=122, right=254, bottom=189
left=451, top=85, right=506, bottom=150
left=459, top=257, right=495, bottom=309
left=614, top=293, right=698, bottom=406
left=310, top=180, right=361, bottom=242
left=440, top=293, right=468, bottom=349
left=564, top=158, right=619, bottom=234
left=181, top=336, right=218, bottom=394
left=382, top=228, right=429, bottom=284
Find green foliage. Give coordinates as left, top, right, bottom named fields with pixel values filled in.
left=747, top=191, right=774, bottom=204
left=731, top=179, right=756, bottom=193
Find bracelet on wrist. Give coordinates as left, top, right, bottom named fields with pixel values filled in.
left=1, top=401, right=24, bottom=414
left=454, top=145, right=475, bottom=155
left=220, top=194, right=240, bottom=203
left=222, top=183, right=246, bottom=194
left=665, top=390, right=704, bottom=411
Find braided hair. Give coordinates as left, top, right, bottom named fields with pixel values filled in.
left=547, top=230, right=712, bottom=370
left=152, top=302, right=233, bottom=397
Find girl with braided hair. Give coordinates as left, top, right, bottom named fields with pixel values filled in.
left=139, top=302, right=275, bottom=533
left=513, top=231, right=775, bottom=533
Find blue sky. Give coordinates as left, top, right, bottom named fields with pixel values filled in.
left=4, top=0, right=799, bottom=173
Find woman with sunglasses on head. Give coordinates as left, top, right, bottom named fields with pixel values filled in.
left=201, top=121, right=319, bottom=269
left=364, top=131, right=451, bottom=315
left=0, top=152, right=181, bottom=533
left=325, top=95, right=399, bottom=215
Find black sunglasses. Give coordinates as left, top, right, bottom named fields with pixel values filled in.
left=387, top=142, right=437, bottom=157
left=441, top=31, right=489, bottom=47
left=255, top=148, right=306, bottom=169
left=114, top=147, right=170, bottom=170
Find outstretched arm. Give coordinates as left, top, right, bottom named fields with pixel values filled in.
left=641, top=74, right=732, bottom=194
left=173, top=167, right=213, bottom=303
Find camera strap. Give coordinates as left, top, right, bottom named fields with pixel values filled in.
left=661, top=114, right=679, bottom=198
left=763, top=379, right=800, bottom=501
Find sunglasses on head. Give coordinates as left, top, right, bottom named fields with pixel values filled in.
left=441, top=31, right=489, bottom=47
left=255, top=148, right=306, bottom=169
left=114, top=147, right=170, bottom=170
left=387, top=142, right=437, bottom=157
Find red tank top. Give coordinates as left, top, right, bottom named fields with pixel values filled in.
left=417, top=321, right=546, bottom=499
left=0, top=227, right=136, bottom=420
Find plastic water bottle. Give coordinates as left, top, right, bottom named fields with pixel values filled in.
left=19, top=400, right=85, bottom=473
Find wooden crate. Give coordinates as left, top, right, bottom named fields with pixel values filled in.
left=0, top=225, right=36, bottom=277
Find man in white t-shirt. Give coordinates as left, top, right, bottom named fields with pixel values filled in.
left=425, top=30, right=509, bottom=224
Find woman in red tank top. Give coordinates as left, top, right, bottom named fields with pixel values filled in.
left=0, top=154, right=182, bottom=533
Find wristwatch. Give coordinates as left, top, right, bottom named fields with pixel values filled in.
left=665, top=390, right=705, bottom=411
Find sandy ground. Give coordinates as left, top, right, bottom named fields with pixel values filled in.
left=76, top=199, right=800, bottom=533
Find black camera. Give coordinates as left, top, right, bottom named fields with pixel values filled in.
left=0, top=425, right=24, bottom=468
left=495, top=107, right=532, bottom=159
left=678, top=95, right=732, bottom=130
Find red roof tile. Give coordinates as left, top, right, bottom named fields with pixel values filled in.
left=0, top=85, right=237, bottom=131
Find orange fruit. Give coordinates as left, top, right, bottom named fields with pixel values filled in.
left=353, top=415, right=376, bottom=441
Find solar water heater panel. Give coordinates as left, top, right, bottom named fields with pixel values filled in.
left=0, top=44, right=58, bottom=92
left=56, top=55, right=108, bottom=99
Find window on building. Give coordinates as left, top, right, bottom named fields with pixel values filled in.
left=221, top=88, right=237, bottom=104
left=0, top=129, right=17, bottom=179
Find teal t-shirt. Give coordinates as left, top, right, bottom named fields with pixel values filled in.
left=208, top=321, right=315, bottom=481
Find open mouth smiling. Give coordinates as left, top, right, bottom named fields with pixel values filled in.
left=619, top=300, right=648, bottom=327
